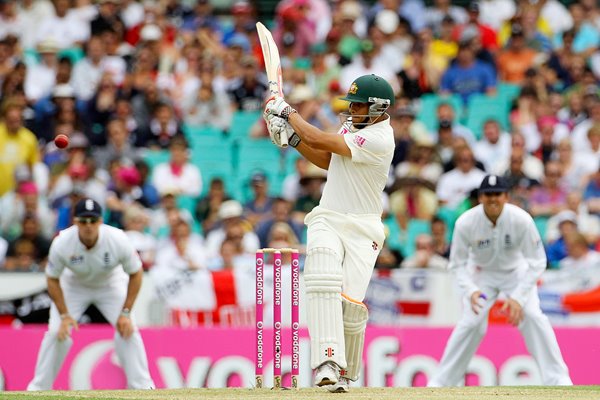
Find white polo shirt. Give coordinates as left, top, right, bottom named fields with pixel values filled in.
left=449, top=203, right=547, bottom=306
left=46, top=224, right=142, bottom=288
left=320, top=118, right=394, bottom=215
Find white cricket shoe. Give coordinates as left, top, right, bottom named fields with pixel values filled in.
left=314, top=361, right=340, bottom=387
left=326, top=376, right=350, bottom=393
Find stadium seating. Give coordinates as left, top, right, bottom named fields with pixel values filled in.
left=228, top=111, right=262, bottom=139
left=416, top=94, right=464, bottom=132
left=465, top=94, right=511, bottom=139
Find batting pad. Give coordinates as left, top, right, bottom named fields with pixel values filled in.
left=342, top=294, right=368, bottom=381
left=304, top=247, right=346, bottom=369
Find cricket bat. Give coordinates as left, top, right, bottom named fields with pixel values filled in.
left=256, top=22, right=288, bottom=147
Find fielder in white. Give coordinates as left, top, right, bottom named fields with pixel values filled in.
left=28, top=198, right=154, bottom=390
left=264, top=74, right=395, bottom=392
left=428, top=175, right=572, bottom=387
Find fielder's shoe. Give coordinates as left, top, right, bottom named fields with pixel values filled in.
left=326, top=376, right=350, bottom=393
left=314, top=361, right=340, bottom=387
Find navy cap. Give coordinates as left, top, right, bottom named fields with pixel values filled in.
left=479, top=175, right=509, bottom=194
left=74, top=198, right=102, bottom=218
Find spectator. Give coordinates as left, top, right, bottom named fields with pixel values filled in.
left=390, top=105, right=431, bottom=169
left=400, top=233, right=448, bottom=270
left=93, top=118, right=139, bottom=170
left=154, top=210, right=207, bottom=271
left=243, top=172, right=274, bottom=227
left=554, top=138, right=598, bottom=192
left=583, top=167, right=600, bottom=216
left=473, top=119, right=511, bottom=174
left=0, top=101, right=38, bottom=197
left=70, top=35, right=108, bottom=102
left=151, top=135, right=202, bottom=198
left=503, top=147, right=540, bottom=193
left=0, top=180, right=55, bottom=241
left=255, top=197, right=303, bottom=248
left=123, top=205, right=156, bottom=270
left=227, top=55, right=267, bottom=112
left=389, top=177, right=438, bottom=221
left=35, top=0, right=89, bottom=50
left=137, top=102, right=183, bottom=149
left=105, top=164, right=150, bottom=228
left=293, top=162, right=327, bottom=221
left=497, top=24, right=538, bottom=84
left=182, top=77, right=232, bottom=131
left=529, top=161, right=568, bottom=218
left=204, top=200, right=259, bottom=260
left=434, top=102, right=476, bottom=145
left=559, top=231, right=600, bottom=271
left=395, top=137, right=443, bottom=186
left=546, top=194, right=600, bottom=245
left=454, top=2, right=498, bottom=52
left=436, top=146, right=486, bottom=209
left=431, top=216, right=450, bottom=258
left=5, top=213, right=51, bottom=271
left=545, top=210, right=580, bottom=269
left=440, top=40, right=496, bottom=104
left=195, top=177, right=232, bottom=235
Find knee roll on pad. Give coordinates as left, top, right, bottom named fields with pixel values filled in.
left=342, top=295, right=369, bottom=381
left=304, top=247, right=343, bottom=294
left=305, top=247, right=346, bottom=369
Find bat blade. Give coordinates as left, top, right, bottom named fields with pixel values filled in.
left=256, top=22, right=287, bottom=147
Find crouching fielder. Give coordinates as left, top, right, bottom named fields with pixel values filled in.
left=264, top=74, right=395, bottom=392
left=28, top=198, right=154, bottom=390
left=428, top=175, right=572, bottom=387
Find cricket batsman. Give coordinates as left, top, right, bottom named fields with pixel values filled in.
left=264, top=74, right=395, bottom=392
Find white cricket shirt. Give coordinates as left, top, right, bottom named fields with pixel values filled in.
left=449, top=203, right=547, bottom=306
left=46, top=224, right=142, bottom=288
left=319, top=118, right=394, bottom=215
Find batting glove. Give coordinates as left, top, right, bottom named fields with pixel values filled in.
left=267, top=116, right=301, bottom=148
left=265, top=96, right=297, bottom=121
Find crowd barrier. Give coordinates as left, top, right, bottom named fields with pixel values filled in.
left=0, top=326, right=598, bottom=391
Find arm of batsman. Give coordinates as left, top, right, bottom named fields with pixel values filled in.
left=264, top=96, right=296, bottom=120
left=267, top=116, right=295, bottom=147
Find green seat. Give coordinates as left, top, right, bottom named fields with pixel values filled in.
left=183, top=125, right=226, bottom=148
left=141, top=150, right=170, bottom=178
left=229, top=111, right=262, bottom=139
left=237, top=138, right=282, bottom=170
left=435, top=207, right=460, bottom=241
left=465, top=94, right=510, bottom=140
left=534, top=216, right=550, bottom=245
left=497, top=82, right=521, bottom=105
left=417, top=94, right=464, bottom=133
left=234, top=163, right=284, bottom=202
left=192, top=138, right=233, bottom=163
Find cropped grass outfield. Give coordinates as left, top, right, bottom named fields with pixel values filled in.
left=3, top=387, right=600, bottom=400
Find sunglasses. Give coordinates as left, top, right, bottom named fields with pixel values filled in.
left=76, top=217, right=99, bottom=225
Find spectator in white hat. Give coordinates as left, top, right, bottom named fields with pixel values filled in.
left=204, top=200, right=259, bottom=260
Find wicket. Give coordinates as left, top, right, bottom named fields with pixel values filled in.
left=255, top=248, right=300, bottom=389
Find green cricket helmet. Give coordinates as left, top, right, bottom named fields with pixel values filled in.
left=339, top=74, right=395, bottom=117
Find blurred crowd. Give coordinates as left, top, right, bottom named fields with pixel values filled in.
left=0, top=0, right=599, bottom=276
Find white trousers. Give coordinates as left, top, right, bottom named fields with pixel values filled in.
left=27, top=279, right=155, bottom=390
left=304, top=207, right=385, bottom=370
left=429, top=267, right=572, bottom=387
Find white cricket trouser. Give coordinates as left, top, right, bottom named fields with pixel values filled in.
left=27, top=278, right=155, bottom=390
left=429, top=267, right=572, bottom=387
left=304, top=207, right=385, bottom=370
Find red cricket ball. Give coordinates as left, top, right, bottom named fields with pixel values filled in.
left=54, top=134, right=69, bottom=149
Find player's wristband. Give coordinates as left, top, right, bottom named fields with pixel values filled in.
left=60, top=313, right=71, bottom=320
left=280, top=107, right=297, bottom=121
left=120, top=308, right=131, bottom=318
left=289, top=133, right=301, bottom=148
